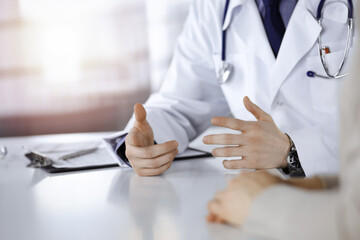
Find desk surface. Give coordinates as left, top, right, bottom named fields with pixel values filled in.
left=0, top=132, right=272, bottom=240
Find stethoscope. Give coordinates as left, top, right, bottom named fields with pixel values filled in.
left=219, top=0, right=354, bottom=84
left=307, top=0, right=353, bottom=79
left=219, top=0, right=232, bottom=84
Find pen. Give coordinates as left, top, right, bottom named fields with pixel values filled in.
left=59, top=147, right=98, bottom=160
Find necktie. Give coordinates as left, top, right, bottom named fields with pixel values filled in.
left=262, top=0, right=285, bottom=57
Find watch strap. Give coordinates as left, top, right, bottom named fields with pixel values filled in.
left=283, top=133, right=305, bottom=177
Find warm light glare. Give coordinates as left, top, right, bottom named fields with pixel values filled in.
left=42, top=26, right=81, bottom=84
left=19, top=0, right=120, bottom=22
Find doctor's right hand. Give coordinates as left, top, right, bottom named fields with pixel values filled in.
left=125, top=103, right=179, bottom=176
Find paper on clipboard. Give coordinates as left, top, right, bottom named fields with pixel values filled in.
left=27, top=141, right=117, bottom=168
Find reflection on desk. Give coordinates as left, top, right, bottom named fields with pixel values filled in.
left=0, top=132, right=278, bottom=240
left=109, top=171, right=180, bottom=240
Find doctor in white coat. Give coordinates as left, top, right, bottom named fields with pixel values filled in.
left=111, top=0, right=357, bottom=177
left=207, top=6, right=360, bottom=237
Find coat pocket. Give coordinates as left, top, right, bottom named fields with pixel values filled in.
left=306, top=50, right=345, bottom=114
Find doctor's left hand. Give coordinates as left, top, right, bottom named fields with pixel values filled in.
left=203, top=96, right=289, bottom=170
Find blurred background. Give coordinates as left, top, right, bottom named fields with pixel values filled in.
left=0, top=0, right=192, bottom=137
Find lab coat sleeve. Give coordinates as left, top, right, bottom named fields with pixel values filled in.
left=124, top=0, right=230, bottom=153
left=288, top=124, right=339, bottom=177
left=103, top=131, right=130, bottom=167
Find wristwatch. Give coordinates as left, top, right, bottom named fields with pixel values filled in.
left=282, top=134, right=305, bottom=177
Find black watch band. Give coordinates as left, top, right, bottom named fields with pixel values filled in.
left=282, top=134, right=305, bottom=177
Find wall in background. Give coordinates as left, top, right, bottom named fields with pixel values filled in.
left=146, top=0, right=192, bottom=91
left=0, top=0, right=193, bottom=137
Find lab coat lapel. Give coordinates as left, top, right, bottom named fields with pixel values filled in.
left=270, top=0, right=322, bottom=99
left=223, top=0, right=275, bottom=67
left=222, top=0, right=246, bottom=30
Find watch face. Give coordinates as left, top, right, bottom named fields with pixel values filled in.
left=286, top=144, right=305, bottom=177
left=289, top=150, right=301, bottom=169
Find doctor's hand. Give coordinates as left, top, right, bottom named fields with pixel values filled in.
left=203, top=97, right=289, bottom=170
left=125, top=103, right=179, bottom=176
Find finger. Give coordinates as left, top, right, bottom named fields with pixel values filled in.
left=243, top=96, right=271, bottom=121
left=126, top=140, right=178, bottom=159
left=134, top=103, right=147, bottom=122
left=135, top=161, right=172, bottom=176
left=132, top=149, right=178, bottom=169
left=216, top=218, right=227, bottom=224
left=203, top=134, right=245, bottom=145
left=212, top=146, right=247, bottom=157
left=206, top=213, right=217, bottom=222
left=222, top=158, right=259, bottom=169
left=211, top=117, right=250, bottom=131
left=207, top=201, right=225, bottom=222
left=207, top=213, right=226, bottom=224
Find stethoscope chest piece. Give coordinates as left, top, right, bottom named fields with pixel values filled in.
left=218, top=61, right=233, bottom=84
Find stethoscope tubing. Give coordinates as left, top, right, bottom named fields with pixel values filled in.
left=316, top=0, right=353, bottom=20
left=221, top=0, right=231, bottom=62
left=220, top=0, right=354, bottom=82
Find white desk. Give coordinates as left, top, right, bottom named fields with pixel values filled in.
left=0, top=132, right=273, bottom=240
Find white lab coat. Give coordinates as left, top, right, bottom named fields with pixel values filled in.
left=243, top=7, right=360, bottom=238
left=122, top=0, right=358, bottom=176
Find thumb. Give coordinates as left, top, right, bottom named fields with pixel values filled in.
left=127, top=127, right=144, bottom=146
left=134, top=103, right=147, bottom=123
left=243, top=96, right=271, bottom=121
left=132, top=103, right=154, bottom=146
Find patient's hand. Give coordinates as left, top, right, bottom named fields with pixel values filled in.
left=125, top=103, right=178, bottom=176
left=207, top=171, right=326, bottom=227
left=207, top=171, right=283, bottom=227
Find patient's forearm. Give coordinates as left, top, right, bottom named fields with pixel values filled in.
left=285, top=177, right=327, bottom=190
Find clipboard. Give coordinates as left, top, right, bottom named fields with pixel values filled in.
left=25, top=145, right=211, bottom=174
left=25, top=152, right=119, bottom=173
